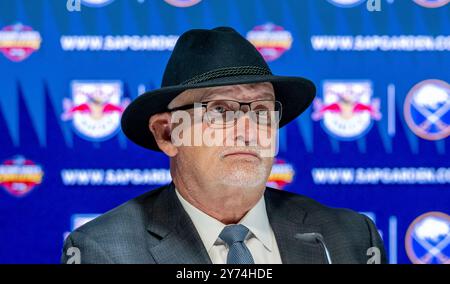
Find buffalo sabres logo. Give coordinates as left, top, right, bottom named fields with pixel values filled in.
left=61, top=81, right=129, bottom=141
left=404, top=79, right=449, bottom=141
left=312, top=81, right=381, bottom=140
left=405, top=212, right=450, bottom=264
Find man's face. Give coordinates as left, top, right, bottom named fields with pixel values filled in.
left=168, top=82, right=277, bottom=191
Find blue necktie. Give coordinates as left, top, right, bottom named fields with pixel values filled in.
left=219, top=224, right=255, bottom=264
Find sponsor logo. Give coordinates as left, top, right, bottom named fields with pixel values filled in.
left=404, top=79, right=449, bottom=141
left=327, top=0, right=366, bottom=7
left=0, top=23, right=41, bottom=62
left=266, top=159, right=295, bottom=190
left=246, top=23, right=293, bottom=62
left=81, top=0, right=115, bottom=7
left=312, top=80, right=381, bottom=140
left=61, top=81, right=130, bottom=142
left=405, top=212, right=450, bottom=264
left=413, top=0, right=449, bottom=8
left=0, top=156, right=44, bottom=197
left=164, top=0, right=202, bottom=7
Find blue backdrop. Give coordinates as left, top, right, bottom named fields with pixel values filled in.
left=0, top=0, right=449, bottom=264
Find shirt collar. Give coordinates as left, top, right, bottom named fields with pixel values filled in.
left=175, top=188, right=273, bottom=253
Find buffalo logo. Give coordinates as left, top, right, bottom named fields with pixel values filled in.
left=413, top=0, right=449, bottom=8
left=246, top=23, right=293, bottom=62
left=61, top=81, right=130, bottom=141
left=312, top=81, right=381, bottom=140
left=164, top=0, right=202, bottom=7
left=266, top=159, right=295, bottom=190
left=404, top=79, right=449, bottom=141
left=0, top=23, right=41, bottom=62
left=405, top=212, right=450, bottom=264
left=0, top=156, right=44, bottom=197
left=326, top=0, right=366, bottom=7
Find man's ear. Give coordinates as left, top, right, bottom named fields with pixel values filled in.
left=149, top=113, right=178, bottom=157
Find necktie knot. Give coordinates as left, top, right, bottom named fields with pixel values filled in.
left=219, top=224, right=250, bottom=246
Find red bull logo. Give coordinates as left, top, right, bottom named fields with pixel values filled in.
left=61, top=81, right=130, bottom=141
left=0, top=23, right=42, bottom=62
left=0, top=156, right=44, bottom=197
left=312, top=80, right=381, bottom=140
left=246, top=23, right=293, bottom=62
left=266, top=159, right=295, bottom=190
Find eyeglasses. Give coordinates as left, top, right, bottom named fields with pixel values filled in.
left=169, top=99, right=282, bottom=128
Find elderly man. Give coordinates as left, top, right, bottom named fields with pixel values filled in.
left=61, top=27, right=386, bottom=264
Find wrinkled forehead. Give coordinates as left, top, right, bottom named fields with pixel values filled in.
left=168, top=82, right=275, bottom=108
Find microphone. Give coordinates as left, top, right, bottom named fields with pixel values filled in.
left=295, top=232, right=333, bottom=264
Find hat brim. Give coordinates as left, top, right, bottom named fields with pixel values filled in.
left=121, top=75, right=316, bottom=151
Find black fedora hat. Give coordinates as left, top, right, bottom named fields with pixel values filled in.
left=121, top=26, right=316, bottom=151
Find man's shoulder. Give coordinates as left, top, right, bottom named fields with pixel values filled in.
left=62, top=185, right=168, bottom=263
left=70, top=185, right=166, bottom=240
left=77, top=185, right=367, bottom=236
left=265, top=187, right=366, bottom=224
left=265, top=187, right=386, bottom=264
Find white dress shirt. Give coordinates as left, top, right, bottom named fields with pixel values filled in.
left=175, top=188, right=282, bottom=264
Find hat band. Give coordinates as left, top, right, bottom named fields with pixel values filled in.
left=181, top=66, right=273, bottom=85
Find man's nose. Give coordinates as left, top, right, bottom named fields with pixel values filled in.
left=235, top=111, right=258, bottom=146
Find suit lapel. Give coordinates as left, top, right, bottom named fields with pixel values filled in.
left=146, top=183, right=212, bottom=264
left=145, top=184, right=327, bottom=264
left=265, top=189, right=327, bottom=264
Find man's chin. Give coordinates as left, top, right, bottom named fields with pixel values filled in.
left=217, top=171, right=267, bottom=189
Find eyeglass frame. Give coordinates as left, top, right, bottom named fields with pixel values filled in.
left=167, top=99, right=283, bottom=128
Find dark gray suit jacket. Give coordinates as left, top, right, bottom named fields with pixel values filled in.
left=61, top=183, right=387, bottom=264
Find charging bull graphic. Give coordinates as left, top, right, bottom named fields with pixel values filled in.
left=61, top=81, right=130, bottom=141
left=312, top=80, right=381, bottom=140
